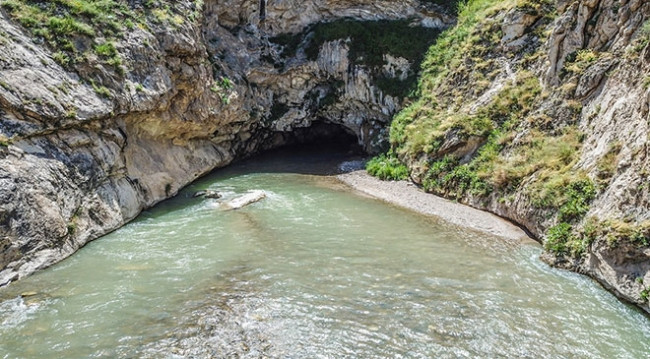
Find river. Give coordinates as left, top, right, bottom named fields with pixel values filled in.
left=1, top=147, right=649, bottom=358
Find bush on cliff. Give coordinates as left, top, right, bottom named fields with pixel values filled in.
left=366, top=154, right=409, bottom=181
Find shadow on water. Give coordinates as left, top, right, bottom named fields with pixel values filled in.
left=138, top=132, right=365, bottom=222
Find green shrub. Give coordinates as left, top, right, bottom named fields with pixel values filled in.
left=91, top=81, right=111, bottom=98
left=52, top=51, right=71, bottom=66
left=545, top=222, right=575, bottom=255
left=558, top=179, right=597, bottom=222
left=366, top=154, right=409, bottom=180
left=564, top=49, right=598, bottom=75
left=641, top=288, right=650, bottom=302
left=0, top=0, right=179, bottom=72
left=95, top=41, right=118, bottom=57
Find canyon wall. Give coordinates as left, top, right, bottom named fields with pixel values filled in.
left=0, top=0, right=452, bottom=285
left=385, top=0, right=650, bottom=312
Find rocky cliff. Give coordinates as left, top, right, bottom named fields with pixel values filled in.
left=0, top=0, right=452, bottom=285
left=376, top=0, right=650, bottom=312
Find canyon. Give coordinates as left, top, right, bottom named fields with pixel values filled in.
left=0, top=0, right=649, bottom=315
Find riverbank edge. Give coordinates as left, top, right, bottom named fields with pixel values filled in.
left=337, top=170, right=650, bottom=316
left=336, top=170, right=534, bottom=243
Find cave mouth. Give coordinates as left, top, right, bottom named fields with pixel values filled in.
left=252, top=121, right=366, bottom=175
left=262, top=121, right=363, bottom=154
left=281, top=121, right=361, bottom=151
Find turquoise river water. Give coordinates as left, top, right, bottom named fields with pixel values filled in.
left=0, top=148, right=649, bottom=358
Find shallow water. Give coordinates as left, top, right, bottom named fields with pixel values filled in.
left=1, top=148, right=649, bottom=358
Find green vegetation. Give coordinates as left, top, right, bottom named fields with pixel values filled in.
left=544, top=222, right=577, bottom=255
left=644, top=76, right=650, bottom=89
left=626, top=19, right=650, bottom=56
left=0, top=134, right=9, bottom=147
left=366, top=153, right=409, bottom=180
left=65, top=109, right=77, bottom=118
left=210, top=77, right=234, bottom=105
left=556, top=179, right=596, bottom=222
left=362, top=0, right=613, bottom=259
left=596, top=142, right=621, bottom=183
left=541, top=177, right=597, bottom=256
left=545, top=219, right=650, bottom=257
left=1, top=0, right=204, bottom=74
left=90, top=80, right=111, bottom=98
left=1, top=0, right=132, bottom=71
left=422, top=156, right=489, bottom=198
left=564, top=55, right=590, bottom=75
left=67, top=222, right=77, bottom=235
left=304, top=19, right=441, bottom=67
left=271, top=18, right=441, bottom=98
left=641, top=288, right=650, bottom=302
left=564, top=49, right=600, bottom=75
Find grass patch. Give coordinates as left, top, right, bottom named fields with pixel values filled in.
left=563, top=49, right=599, bottom=75
left=546, top=219, right=650, bottom=258
left=556, top=179, right=597, bottom=222
left=596, top=141, right=621, bottom=183
left=90, top=80, right=111, bottom=98
left=544, top=222, right=577, bottom=255
left=383, top=0, right=598, bottom=231
left=1, top=0, right=135, bottom=71
left=366, top=153, right=409, bottom=180
left=210, top=77, right=235, bottom=105
left=1, top=0, right=197, bottom=73
left=422, top=156, right=490, bottom=198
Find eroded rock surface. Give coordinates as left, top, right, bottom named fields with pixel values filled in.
left=0, top=0, right=452, bottom=284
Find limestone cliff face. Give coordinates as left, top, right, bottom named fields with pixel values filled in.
left=541, top=0, right=650, bottom=312
left=0, top=0, right=452, bottom=284
left=387, top=0, right=650, bottom=312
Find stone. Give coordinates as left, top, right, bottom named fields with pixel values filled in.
left=193, top=190, right=222, bottom=199
left=204, top=190, right=223, bottom=199
left=220, top=190, right=267, bottom=210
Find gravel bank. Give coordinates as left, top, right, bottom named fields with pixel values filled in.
left=337, top=170, right=534, bottom=243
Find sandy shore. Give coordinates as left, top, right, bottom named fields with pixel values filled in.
left=337, top=170, right=534, bottom=243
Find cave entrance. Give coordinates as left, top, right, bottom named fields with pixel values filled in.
left=256, top=122, right=364, bottom=175
left=281, top=122, right=360, bottom=151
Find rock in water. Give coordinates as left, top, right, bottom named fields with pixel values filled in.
left=221, top=191, right=266, bottom=210
left=192, top=191, right=207, bottom=198
left=193, top=190, right=222, bottom=199
left=203, top=190, right=222, bottom=199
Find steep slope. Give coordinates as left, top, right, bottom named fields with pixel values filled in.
left=0, top=0, right=453, bottom=284
left=376, top=0, right=650, bottom=312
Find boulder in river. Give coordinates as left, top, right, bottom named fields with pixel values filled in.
left=221, top=190, right=266, bottom=210
left=193, top=190, right=222, bottom=199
